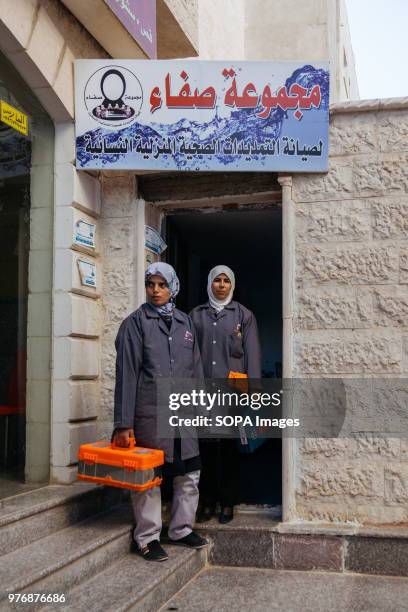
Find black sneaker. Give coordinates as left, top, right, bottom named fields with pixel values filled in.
left=132, top=539, right=169, bottom=561
left=170, top=531, right=208, bottom=549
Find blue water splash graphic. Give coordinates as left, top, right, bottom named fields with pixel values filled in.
left=76, top=65, right=329, bottom=171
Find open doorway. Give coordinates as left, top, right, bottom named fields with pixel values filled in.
left=164, top=207, right=282, bottom=507
left=0, top=50, right=53, bottom=496
left=0, top=55, right=31, bottom=493
left=0, top=171, right=29, bottom=486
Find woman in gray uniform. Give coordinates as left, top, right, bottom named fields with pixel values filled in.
left=113, top=262, right=207, bottom=561
left=190, top=265, right=262, bottom=523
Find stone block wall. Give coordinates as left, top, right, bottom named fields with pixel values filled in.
left=51, top=141, right=101, bottom=484
left=292, top=101, right=408, bottom=524
left=164, top=0, right=198, bottom=49
left=26, top=115, right=54, bottom=483
left=0, top=0, right=109, bottom=484
left=99, top=174, right=144, bottom=439
left=198, top=0, right=244, bottom=59
left=0, top=0, right=107, bottom=122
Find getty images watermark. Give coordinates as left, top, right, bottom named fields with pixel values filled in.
left=157, top=377, right=408, bottom=439
left=167, top=388, right=300, bottom=430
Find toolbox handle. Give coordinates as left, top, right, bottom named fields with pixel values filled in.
left=111, top=433, right=136, bottom=450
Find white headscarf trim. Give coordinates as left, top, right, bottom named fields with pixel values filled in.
left=207, top=265, right=235, bottom=312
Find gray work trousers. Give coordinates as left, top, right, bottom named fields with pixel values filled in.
left=131, top=470, right=200, bottom=548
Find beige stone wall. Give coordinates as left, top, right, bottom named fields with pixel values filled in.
left=245, top=0, right=329, bottom=61
left=98, top=175, right=145, bottom=438
left=51, top=160, right=102, bottom=484
left=292, top=102, right=408, bottom=524
left=164, top=0, right=198, bottom=50
left=243, top=0, right=358, bottom=102
left=26, top=112, right=54, bottom=483
left=198, top=0, right=245, bottom=59
left=337, top=0, right=359, bottom=100
left=0, top=0, right=109, bottom=483
left=0, top=0, right=107, bottom=121
left=0, top=0, right=200, bottom=484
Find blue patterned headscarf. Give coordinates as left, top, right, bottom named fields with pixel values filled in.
left=145, top=262, right=180, bottom=319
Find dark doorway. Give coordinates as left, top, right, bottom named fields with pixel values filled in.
left=0, top=154, right=30, bottom=478
left=0, top=51, right=32, bottom=484
left=165, top=207, right=282, bottom=506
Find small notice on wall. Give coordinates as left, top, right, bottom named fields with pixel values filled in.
left=74, top=219, right=96, bottom=249
left=0, top=100, right=28, bottom=135
left=77, top=259, right=97, bottom=288
left=145, top=225, right=167, bottom=255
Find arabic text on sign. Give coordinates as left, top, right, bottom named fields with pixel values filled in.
left=0, top=100, right=28, bottom=135
left=149, top=69, right=321, bottom=121
left=84, top=134, right=323, bottom=162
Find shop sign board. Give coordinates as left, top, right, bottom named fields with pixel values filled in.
left=75, top=60, right=329, bottom=173
left=0, top=100, right=28, bottom=135
left=104, top=0, right=156, bottom=58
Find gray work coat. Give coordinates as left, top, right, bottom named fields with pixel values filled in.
left=190, top=301, right=262, bottom=379
left=114, top=303, right=204, bottom=462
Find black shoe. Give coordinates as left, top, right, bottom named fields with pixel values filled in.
left=170, top=531, right=208, bottom=549
left=132, top=538, right=169, bottom=561
left=219, top=506, right=234, bottom=524
left=196, top=505, right=215, bottom=523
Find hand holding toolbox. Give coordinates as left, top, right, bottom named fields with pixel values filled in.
left=77, top=435, right=164, bottom=491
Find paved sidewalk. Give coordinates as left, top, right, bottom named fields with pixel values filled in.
left=161, top=566, right=408, bottom=612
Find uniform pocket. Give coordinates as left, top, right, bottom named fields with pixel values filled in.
left=229, top=332, right=244, bottom=358
left=181, top=341, right=194, bottom=374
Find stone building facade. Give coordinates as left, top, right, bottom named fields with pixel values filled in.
left=4, top=0, right=405, bottom=529
left=199, top=0, right=359, bottom=102
left=292, top=99, right=408, bottom=524
left=0, top=0, right=197, bottom=486
left=97, top=100, right=408, bottom=527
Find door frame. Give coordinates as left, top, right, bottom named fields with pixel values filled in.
left=135, top=175, right=296, bottom=521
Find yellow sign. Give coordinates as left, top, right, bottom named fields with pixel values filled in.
left=0, top=100, right=28, bottom=135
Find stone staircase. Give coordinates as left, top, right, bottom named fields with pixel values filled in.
left=0, top=484, right=206, bottom=612
left=2, top=485, right=408, bottom=611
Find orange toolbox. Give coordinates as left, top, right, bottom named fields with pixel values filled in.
left=77, top=436, right=164, bottom=491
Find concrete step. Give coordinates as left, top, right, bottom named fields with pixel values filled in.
left=160, top=566, right=408, bottom=612
left=196, top=512, right=408, bottom=577
left=0, top=484, right=124, bottom=556
left=0, top=505, right=133, bottom=604
left=61, top=546, right=207, bottom=612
